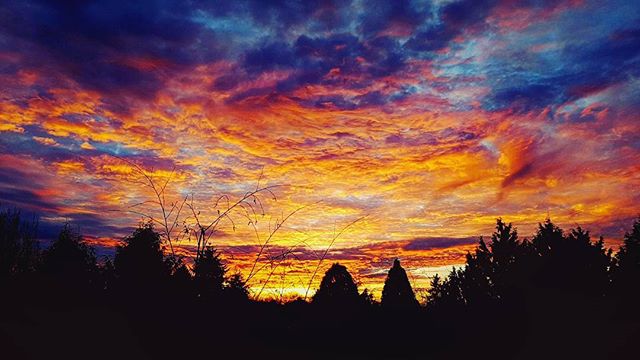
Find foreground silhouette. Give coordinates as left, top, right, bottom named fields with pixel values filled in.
left=1, top=207, right=640, bottom=359
left=381, top=259, right=419, bottom=310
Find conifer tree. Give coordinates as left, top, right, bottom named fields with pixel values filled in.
left=114, top=222, right=171, bottom=294
left=612, top=217, right=640, bottom=300
left=381, top=259, right=418, bottom=309
left=41, top=224, right=97, bottom=288
left=193, top=246, right=226, bottom=299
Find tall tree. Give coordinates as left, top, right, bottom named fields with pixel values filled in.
left=612, top=217, right=640, bottom=299
left=488, top=219, right=522, bottom=299
left=381, top=259, right=418, bottom=309
left=563, top=227, right=611, bottom=296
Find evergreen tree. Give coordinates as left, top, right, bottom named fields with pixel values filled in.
left=563, top=227, right=611, bottom=296
left=381, top=259, right=418, bottom=309
left=360, top=288, right=377, bottom=307
left=531, top=218, right=564, bottom=256
left=460, top=239, right=493, bottom=304
left=612, top=217, right=640, bottom=300
left=427, top=218, right=615, bottom=310
left=170, top=260, right=193, bottom=299
left=193, top=246, right=226, bottom=299
left=528, top=220, right=611, bottom=296
left=41, top=224, right=97, bottom=288
left=225, top=272, right=249, bottom=302
left=114, top=223, right=171, bottom=294
left=488, top=219, right=521, bottom=298
left=427, top=269, right=466, bottom=308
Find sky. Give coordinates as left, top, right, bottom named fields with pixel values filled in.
left=1, top=0, right=639, bottom=299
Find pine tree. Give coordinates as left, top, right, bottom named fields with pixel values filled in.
left=193, top=246, right=226, bottom=299
left=489, top=219, right=520, bottom=298
left=612, top=217, right=640, bottom=300
left=225, top=272, right=249, bottom=302
left=381, top=259, right=418, bottom=309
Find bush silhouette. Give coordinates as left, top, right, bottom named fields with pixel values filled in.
left=312, top=263, right=360, bottom=307
left=381, top=259, right=418, bottom=309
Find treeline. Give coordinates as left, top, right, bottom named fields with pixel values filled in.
left=1, top=207, right=640, bottom=359
left=1, top=217, right=253, bottom=306
left=0, top=207, right=422, bottom=309
left=429, top=218, right=640, bottom=308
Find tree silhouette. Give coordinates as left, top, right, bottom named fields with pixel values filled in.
left=113, top=222, right=171, bottom=295
left=360, top=288, right=377, bottom=307
left=193, top=246, right=226, bottom=299
left=225, top=272, right=249, bottom=303
left=427, top=268, right=466, bottom=308
left=1, top=210, right=640, bottom=358
left=526, top=220, right=611, bottom=297
left=0, top=208, right=39, bottom=280
left=531, top=218, right=564, bottom=256
left=428, top=219, right=520, bottom=307
left=41, top=224, right=97, bottom=289
left=170, top=260, right=193, bottom=299
left=459, top=239, right=493, bottom=305
left=381, top=259, right=418, bottom=309
left=612, top=217, right=640, bottom=301
left=312, top=263, right=360, bottom=307
left=563, top=227, right=611, bottom=296
left=486, top=219, right=523, bottom=299
left=428, top=218, right=616, bottom=310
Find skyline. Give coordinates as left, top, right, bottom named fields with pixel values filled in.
left=1, top=0, right=639, bottom=297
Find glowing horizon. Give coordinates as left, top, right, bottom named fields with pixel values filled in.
left=1, top=0, right=639, bottom=299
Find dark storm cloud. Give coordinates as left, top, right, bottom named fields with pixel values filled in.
left=0, top=0, right=223, bottom=98
left=1, top=0, right=638, bottom=113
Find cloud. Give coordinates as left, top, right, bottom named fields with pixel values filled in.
left=403, top=237, right=479, bottom=251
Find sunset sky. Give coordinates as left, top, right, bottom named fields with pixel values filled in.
left=1, top=0, right=639, bottom=298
